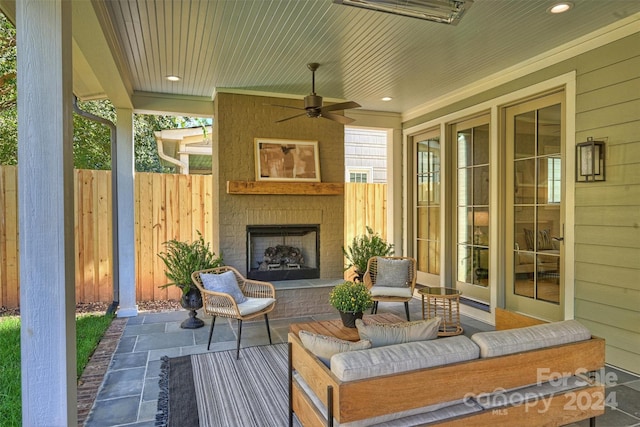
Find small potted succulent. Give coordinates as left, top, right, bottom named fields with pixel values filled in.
left=342, top=226, right=394, bottom=282
left=329, top=281, right=374, bottom=328
left=158, top=231, right=223, bottom=329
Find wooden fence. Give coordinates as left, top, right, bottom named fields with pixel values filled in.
left=0, top=166, right=386, bottom=308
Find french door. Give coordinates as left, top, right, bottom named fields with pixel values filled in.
left=505, top=92, right=565, bottom=321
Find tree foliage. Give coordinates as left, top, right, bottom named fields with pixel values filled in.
left=0, top=13, right=210, bottom=172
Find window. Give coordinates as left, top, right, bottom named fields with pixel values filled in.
left=349, top=171, right=369, bottom=183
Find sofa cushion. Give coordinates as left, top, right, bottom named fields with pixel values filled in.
left=374, top=257, right=410, bottom=287
left=355, top=317, right=440, bottom=347
left=331, top=335, right=480, bottom=381
left=471, top=320, right=591, bottom=358
left=299, top=330, right=371, bottom=367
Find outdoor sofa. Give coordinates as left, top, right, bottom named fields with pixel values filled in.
left=288, top=308, right=605, bottom=426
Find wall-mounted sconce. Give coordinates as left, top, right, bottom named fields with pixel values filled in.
left=576, top=137, right=605, bottom=182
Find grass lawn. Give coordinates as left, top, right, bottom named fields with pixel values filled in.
left=0, top=313, right=113, bottom=427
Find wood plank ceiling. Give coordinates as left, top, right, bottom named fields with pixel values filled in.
left=86, top=0, right=640, bottom=114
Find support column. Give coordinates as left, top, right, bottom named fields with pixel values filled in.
left=17, top=1, right=76, bottom=425
left=115, top=108, right=138, bottom=317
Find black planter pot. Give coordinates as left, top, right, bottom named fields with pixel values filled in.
left=180, top=287, right=204, bottom=329
left=339, top=310, right=364, bottom=328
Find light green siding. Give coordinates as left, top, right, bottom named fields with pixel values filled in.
left=404, top=32, right=640, bottom=373
left=574, top=33, right=640, bottom=374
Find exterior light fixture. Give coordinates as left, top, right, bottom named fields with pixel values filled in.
left=548, top=2, right=573, bottom=14
left=166, top=75, right=181, bottom=82
left=576, top=137, right=605, bottom=182
left=381, top=96, right=393, bottom=101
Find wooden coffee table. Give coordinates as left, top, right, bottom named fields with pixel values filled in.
left=289, top=312, right=405, bottom=342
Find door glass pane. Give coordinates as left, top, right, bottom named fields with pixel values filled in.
left=416, top=136, right=440, bottom=275
left=473, top=125, right=490, bottom=165
left=457, top=169, right=471, bottom=205
left=515, top=158, right=535, bottom=204
left=514, top=111, right=535, bottom=159
left=538, top=104, right=561, bottom=156
left=473, top=165, right=489, bottom=205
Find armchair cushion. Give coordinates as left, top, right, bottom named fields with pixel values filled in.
left=237, top=297, right=276, bottom=316
left=201, top=271, right=247, bottom=304
left=356, top=317, right=441, bottom=347
left=299, top=330, right=372, bottom=367
left=374, top=257, right=410, bottom=287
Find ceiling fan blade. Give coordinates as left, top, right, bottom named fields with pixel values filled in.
left=267, top=103, right=305, bottom=111
left=275, top=112, right=307, bottom=123
left=321, top=112, right=355, bottom=125
left=320, top=101, right=361, bottom=113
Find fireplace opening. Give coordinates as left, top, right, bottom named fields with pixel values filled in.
left=247, top=225, right=319, bottom=281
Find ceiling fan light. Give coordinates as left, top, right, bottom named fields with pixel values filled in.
left=381, top=96, right=393, bottom=101
left=333, top=0, right=474, bottom=25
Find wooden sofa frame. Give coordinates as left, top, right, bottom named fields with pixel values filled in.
left=288, top=309, right=605, bottom=426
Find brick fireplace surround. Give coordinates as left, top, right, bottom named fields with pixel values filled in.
left=212, top=92, right=346, bottom=318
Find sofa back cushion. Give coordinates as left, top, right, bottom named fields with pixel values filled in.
left=471, top=319, right=591, bottom=358
left=355, top=317, right=440, bottom=347
left=299, top=330, right=371, bottom=367
left=331, top=335, right=480, bottom=381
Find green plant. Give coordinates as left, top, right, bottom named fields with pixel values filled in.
left=158, top=231, right=223, bottom=295
left=342, top=226, right=394, bottom=279
left=329, top=281, right=373, bottom=313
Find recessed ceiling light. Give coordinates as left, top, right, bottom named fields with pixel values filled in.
left=381, top=97, right=393, bottom=102
left=548, top=2, right=573, bottom=14
left=166, top=75, right=181, bottom=82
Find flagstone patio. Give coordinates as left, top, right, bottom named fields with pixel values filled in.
left=80, top=297, right=640, bottom=427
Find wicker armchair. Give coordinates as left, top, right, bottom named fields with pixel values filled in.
left=191, top=266, right=276, bottom=359
left=363, top=256, right=417, bottom=321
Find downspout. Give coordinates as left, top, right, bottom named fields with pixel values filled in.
left=155, top=134, right=188, bottom=173
left=72, top=96, right=120, bottom=315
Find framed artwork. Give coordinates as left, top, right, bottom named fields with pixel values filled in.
left=254, top=138, right=321, bottom=182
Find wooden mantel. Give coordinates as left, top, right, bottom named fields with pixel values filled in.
left=227, top=180, right=344, bottom=195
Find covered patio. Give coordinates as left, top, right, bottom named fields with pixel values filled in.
left=3, top=0, right=639, bottom=425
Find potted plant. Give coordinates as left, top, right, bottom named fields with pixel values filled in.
left=342, top=226, right=394, bottom=282
left=158, top=231, right=223, bottom=329
left=329, top=281, right=374, bottom=328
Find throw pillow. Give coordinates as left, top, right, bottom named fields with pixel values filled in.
left=537, top=229, right=554, bottom=250
left=374, top=257, right=410, bottom=288
left=298, top=330, right=371, bottom=367
left=200, top=271, right=247, bottom=304
left=355, top=317, right=441, bottom=347
left=523, top=228, right=534, bottom=251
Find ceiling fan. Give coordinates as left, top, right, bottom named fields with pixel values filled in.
left=273, top=63, right=361, bottom=124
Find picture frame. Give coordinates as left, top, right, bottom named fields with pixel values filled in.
left=254, top=138, right=321, bottom=182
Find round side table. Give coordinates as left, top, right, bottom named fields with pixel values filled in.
left=418, top=287, right=463, bottom=336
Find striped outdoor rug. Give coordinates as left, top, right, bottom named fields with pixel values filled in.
left=156, top=343, right=301, bottom=427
